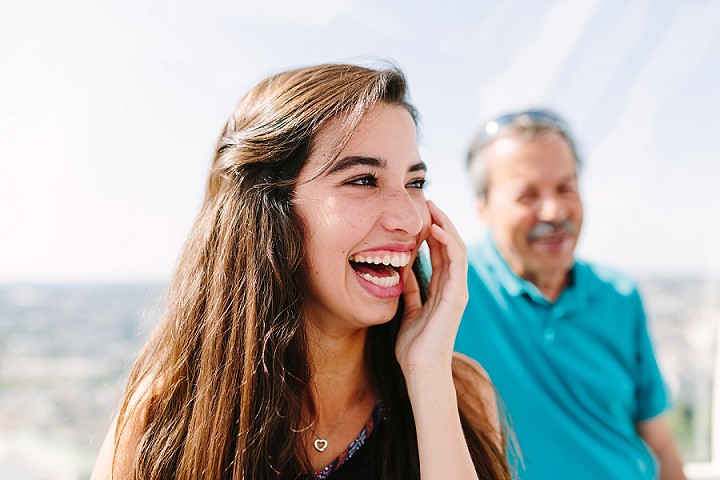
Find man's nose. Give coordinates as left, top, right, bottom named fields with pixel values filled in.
left=537, top=195, right=568, bottom=222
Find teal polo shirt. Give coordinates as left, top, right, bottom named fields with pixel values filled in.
left=455, top=234, right=670, bottom=480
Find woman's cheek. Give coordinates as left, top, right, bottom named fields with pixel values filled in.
left=419, top=199, right=432, bottom=242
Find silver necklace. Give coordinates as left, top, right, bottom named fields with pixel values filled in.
left=312, top=381, right=367, bottom=453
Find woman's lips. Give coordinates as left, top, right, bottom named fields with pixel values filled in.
left=348, top=248, right=413, bottom=297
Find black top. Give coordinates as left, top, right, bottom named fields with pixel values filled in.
left=305, top=401, right=388, bottom=479
left=324, top=419, right=387, bottom=479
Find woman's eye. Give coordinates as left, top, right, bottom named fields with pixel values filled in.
left=346, top=174, right=378, bottom=187
left=407, top=178, right=426, bottom=189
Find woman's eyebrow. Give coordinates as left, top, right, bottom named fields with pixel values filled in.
left=326, top=157, right=427, bottom=176
left=409, top=161, right=427, bottom=173
left=327, top=155, right=386, bottom=175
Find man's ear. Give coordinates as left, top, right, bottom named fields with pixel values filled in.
left=475, top=197, right=489, bottom=223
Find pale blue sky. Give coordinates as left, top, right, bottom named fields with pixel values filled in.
left=2, top=0, right=719, bottom=282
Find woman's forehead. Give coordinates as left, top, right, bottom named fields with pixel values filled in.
left=306, top=104, right=418, bottom=176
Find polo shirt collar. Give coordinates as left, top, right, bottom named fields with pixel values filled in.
left=480, top=232, right=596, bottom=311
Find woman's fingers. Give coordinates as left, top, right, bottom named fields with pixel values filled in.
left=427, top=200, right=464, bottom=249
left=396, top=201, right=469, bottom=373
left=403, top=265, right=422, bottom=313
left=425, top=201, right=467, bottom=289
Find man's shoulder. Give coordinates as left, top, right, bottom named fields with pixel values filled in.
left=575, top=258, right=640, bottom=298
left=466, top=241, right=503, bottom=284
left=466, top=237, right=500, bottom=270
left=466, top=241, right=489, bottom=263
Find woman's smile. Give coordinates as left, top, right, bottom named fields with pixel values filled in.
left=349, top=246, right=414, bottom=296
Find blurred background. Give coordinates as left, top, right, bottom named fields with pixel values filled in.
left=1, top=1, right=719, bottom=478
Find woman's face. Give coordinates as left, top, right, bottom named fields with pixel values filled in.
left=293, top=102, right=431, bottom=333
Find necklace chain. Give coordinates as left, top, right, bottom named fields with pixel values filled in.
left=312, top=381, right=367, bottom=453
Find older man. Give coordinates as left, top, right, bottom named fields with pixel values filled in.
left=454, top=110, right=685, bottom=479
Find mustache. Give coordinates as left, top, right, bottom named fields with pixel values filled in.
left=527, top=220, right=576, bottom=240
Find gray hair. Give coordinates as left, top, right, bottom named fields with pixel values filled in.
left=467, top=109, right=581, bottom=199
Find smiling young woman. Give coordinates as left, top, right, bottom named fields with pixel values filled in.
left=90, top=63, right=512, bottom=480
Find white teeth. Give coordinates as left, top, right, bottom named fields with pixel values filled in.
left=349, top=251, right=411, bottom=267
left=357, top=269, right=400, bottom=287
left=349, top=251, right=411, bottom=288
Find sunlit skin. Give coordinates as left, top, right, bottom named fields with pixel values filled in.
left=293, top=103, right=431, bottom=466
left=293, top=103, right=476, bottom=475
left=293, top=103, right=431, bottom=336
left=477, top=131, right=583, bottom=301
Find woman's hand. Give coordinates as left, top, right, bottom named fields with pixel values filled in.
left=394, top=201, right=481, bottom=479
left=395, top=200, right=468, bottom=377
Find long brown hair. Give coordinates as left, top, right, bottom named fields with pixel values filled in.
left=115, top=63, right=510, bottom=479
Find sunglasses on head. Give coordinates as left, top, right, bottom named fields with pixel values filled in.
left=478, top=108, right=570, bottom=142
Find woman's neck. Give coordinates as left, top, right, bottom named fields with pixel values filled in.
left=304, top=324, right=377, bottom=469
left=308, top=323, right=369, bottom=402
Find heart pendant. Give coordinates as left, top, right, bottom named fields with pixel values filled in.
left=313, top=438, right=328, bottom=452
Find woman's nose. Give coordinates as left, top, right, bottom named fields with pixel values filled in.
left=380, top=189, right=426, bottom=235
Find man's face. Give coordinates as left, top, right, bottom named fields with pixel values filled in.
left=478, top=131, right=583, bottom=284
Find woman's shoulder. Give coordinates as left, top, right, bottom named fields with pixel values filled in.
left=451, top=352, right=496, bottom=413
left=451, top=352, right=501, bottom=446
left=451, top=352, right=493, bottom=392
left=90, top=374, right=157, bottom=479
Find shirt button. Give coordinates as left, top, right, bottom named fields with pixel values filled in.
left=553, top=306, right=565, bottom=318
left=544, top=329, right=556, bottom=342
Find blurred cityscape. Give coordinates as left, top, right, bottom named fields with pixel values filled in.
left=0, top=284, right=163, bottom=480
left=641, top=277, right=720, bottom=463
left=0, top=278, right=717, bottom=479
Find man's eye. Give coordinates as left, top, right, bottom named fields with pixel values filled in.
left=346, top=174, right=378, bottom=187
left=407, top=178, right=426, bottom=189
left=517, top=192, right=537, bottom=203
